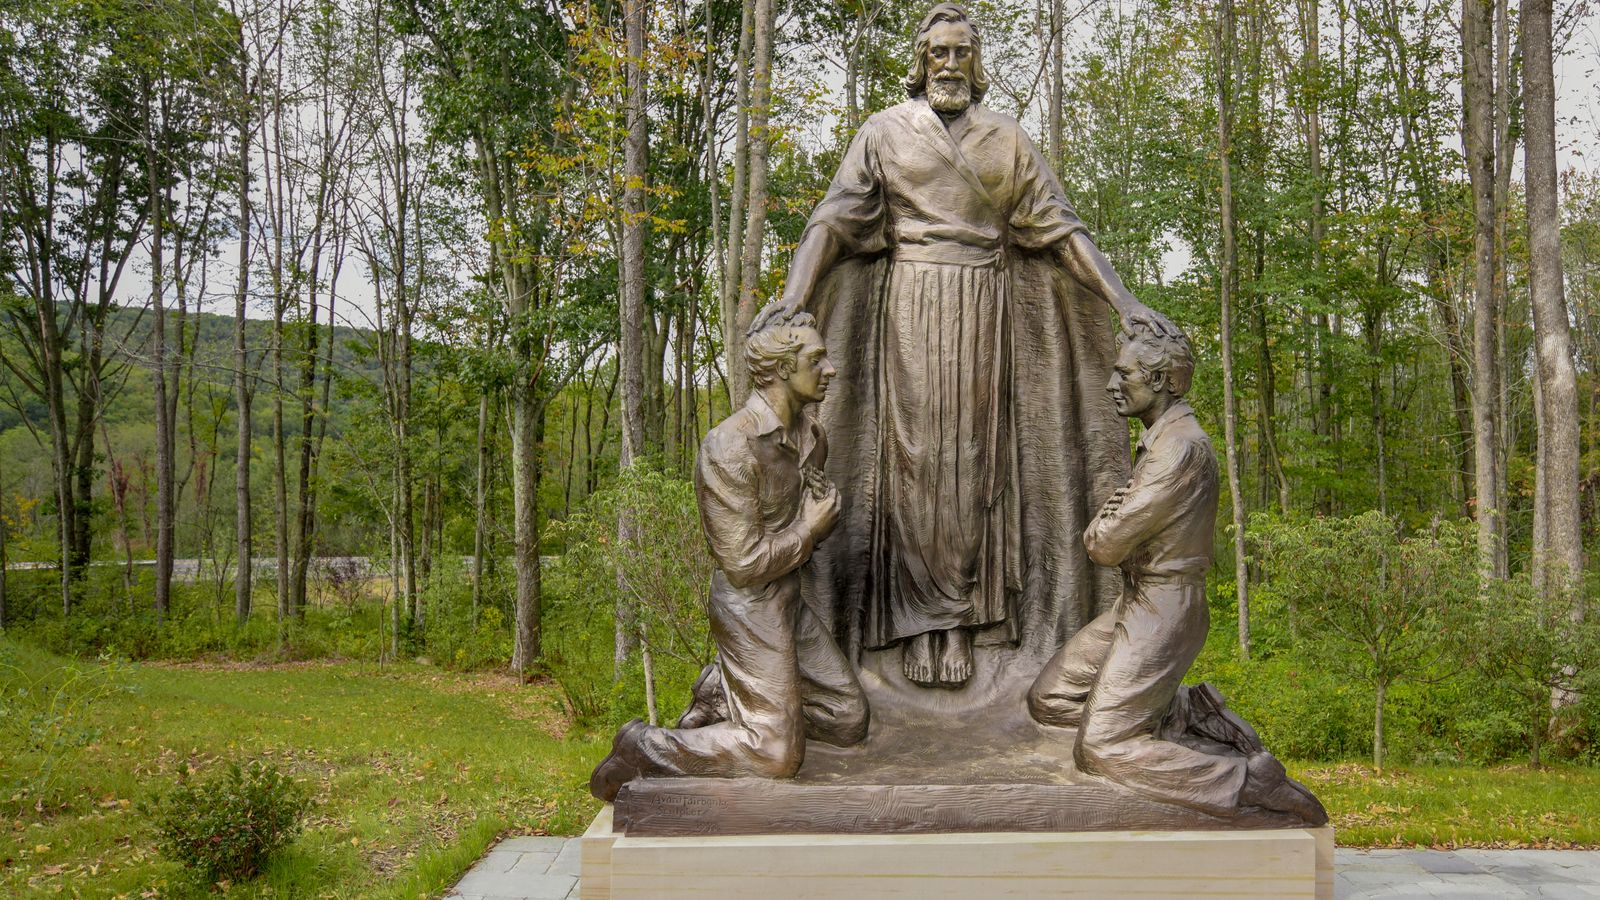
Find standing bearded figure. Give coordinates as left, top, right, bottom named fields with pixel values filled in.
left=765, top=3, right=1170, bottom=688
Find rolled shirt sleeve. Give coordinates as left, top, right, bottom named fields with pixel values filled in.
left=1083, top=443, right=1200, bottom=568
left=694, top=439, right=815, bottom=589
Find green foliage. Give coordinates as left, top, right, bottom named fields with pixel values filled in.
left=1251, top=512, right=1478, bottom=766
left=420, top=573, right=515, bottom=671
left=1188, top=646, right=1369, bottom=760
left=0, top=637, right=132, bottom=799
left=1253, top=511, right=1475, bottom=685
left=545, top=464, right=712, bottom=728
left=1464, top=573, right=1600, bottom=765
left=540, top=568, right=616, bottom=729
left=7, top=571, right=390, bottom=664
left=145, top=760, right=312, bottom=886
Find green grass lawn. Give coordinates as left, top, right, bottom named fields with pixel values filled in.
left=1296, top=761, right=1600, bottom=848
left=2, top=639, right=604, bottom=898
left=4, top=639, right=1600, bottom=898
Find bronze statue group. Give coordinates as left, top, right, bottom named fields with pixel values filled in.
left=590, top=4, right=1324, bottom=828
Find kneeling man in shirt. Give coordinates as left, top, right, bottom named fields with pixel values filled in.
left=1027, top=319, right=1323, bottom=824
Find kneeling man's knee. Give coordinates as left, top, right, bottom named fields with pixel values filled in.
left=1028, top=684, right=1081, bottom=728
left=1074, top=725, right=1139, bottom=779
left=746, top=728, right=805, bottom=779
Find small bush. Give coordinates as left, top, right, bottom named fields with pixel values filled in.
left=1188, top=639, right=1369, bottom=761
left=145, top=759, right=312, bottom=885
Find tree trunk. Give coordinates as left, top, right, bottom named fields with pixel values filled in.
left=290, top=273, right=322, bottom=617
left=735, top=0, right=775, bottom=408
left=473, top=392, right=491, bottom=619
left=723, top=0, right=754, bottom=405
left=148, top=91, right=174, bottom=625
left=70, top=388, right=95, bottom=581
left=1217, top=0, right=1250, bottom=659
left=1462, top=0, right=1505, bottom=581
left=1048, top=0, right=1064, bottom=170
left=1492, top=0, right=1515, bottom=573
left=1368, top=301, right=1388, bottom=513
left=273, top=272, right=289, bottom=623
left=641, top=632, right=659, bottom=726
left=234, top=23, right=254, bottom=625
left=644, top=310, right=669, bottom=454
left=297, top=254, right=340, bottom=622
left=1373, top=678, right=1387, bottom=770
left=1532, top=364, right=1548, bottom=593
left=703, top=0, right=724, bottom=414
left=845, top=4, right=863, bottom=131
left=510, top=366, right=543, bottom=675
left=617, top=0, right=650, bottom=676
left=1254, top=248, right=1289, bottom=514
left=1300, top=0, right=1333, bottom=517
left=398, top=290, right=416, bottom=631
left=1429, top=269, right=1477, bottom=519
left=1523, top=0, right=1583, bottom=607
left=390, top=477, right=401, bottom=659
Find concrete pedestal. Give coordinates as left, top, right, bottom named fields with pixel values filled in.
left=581, top=805, right=1334, bottom=899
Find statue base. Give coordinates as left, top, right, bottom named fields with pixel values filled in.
left=612, top=667, right=1318, bottom=836
left=580, top=805, right=1334, bottom=899
left=582, top=662, right=1330, bottom=895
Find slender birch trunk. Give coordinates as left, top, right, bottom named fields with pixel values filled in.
left=1462, top=0, right=1505, bottom=581
left=1522, top=0, right=1583, bottom=607
left=733, top=0, right=773, bottom=409
left=1217, top=0, right=1249, bottom=659
left=723, top=0, right=754, bottom=404
left=234, top=10, right=254, bottom=625
left=147, top=82, right=174, bottom=625
left=617, top=0, right=650, bottom=676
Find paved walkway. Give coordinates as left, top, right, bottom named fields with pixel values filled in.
left=1334, top=848, right=1600, bottom=898
left=447, top=837, right=1600, bottom=899
left=446, top=835, right=580, bottom=900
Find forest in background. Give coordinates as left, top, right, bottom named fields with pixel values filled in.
left=2, top=0, right=1598, bottom=768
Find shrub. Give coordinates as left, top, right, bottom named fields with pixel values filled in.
left=419, top=569, right=514, bottom=671
left=1251, top=512, right=1477, bottom=768
left=1188, top=645, right=1368, bottom=761
left=1465, top=573, right=1600, bottom=765
left=540, top=566, right=620, bottom=728
left=145, top=759, right=312, bottom=884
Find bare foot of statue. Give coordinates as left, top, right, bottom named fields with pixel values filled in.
left=903, top=632, right=937, bottom=685
left=936, top=628, right=973, bottom=687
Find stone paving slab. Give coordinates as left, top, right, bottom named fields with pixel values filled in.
left=448, top=836, right=1600, bottom=900
left=1333, top=848, right=1600, bottom=900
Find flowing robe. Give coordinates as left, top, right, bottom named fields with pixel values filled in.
left=800, top=98, right=1130, bottom=661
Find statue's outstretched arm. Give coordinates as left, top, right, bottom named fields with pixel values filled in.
left=753, top=226, right=845, bottom=335
left=1057, top=232, right=1176, bottom=338
left=785, top=225, right=844, bottom=311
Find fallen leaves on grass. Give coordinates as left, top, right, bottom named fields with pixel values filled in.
left=1298, top=763, right=1419, bottom=789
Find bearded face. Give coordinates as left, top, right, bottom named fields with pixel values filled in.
left=921, top=20, right=978, bottom=115
left=928, top=72, right=972, bottom=113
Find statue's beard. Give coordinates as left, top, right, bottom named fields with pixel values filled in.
left=928, top=75, right=972, bottom=113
